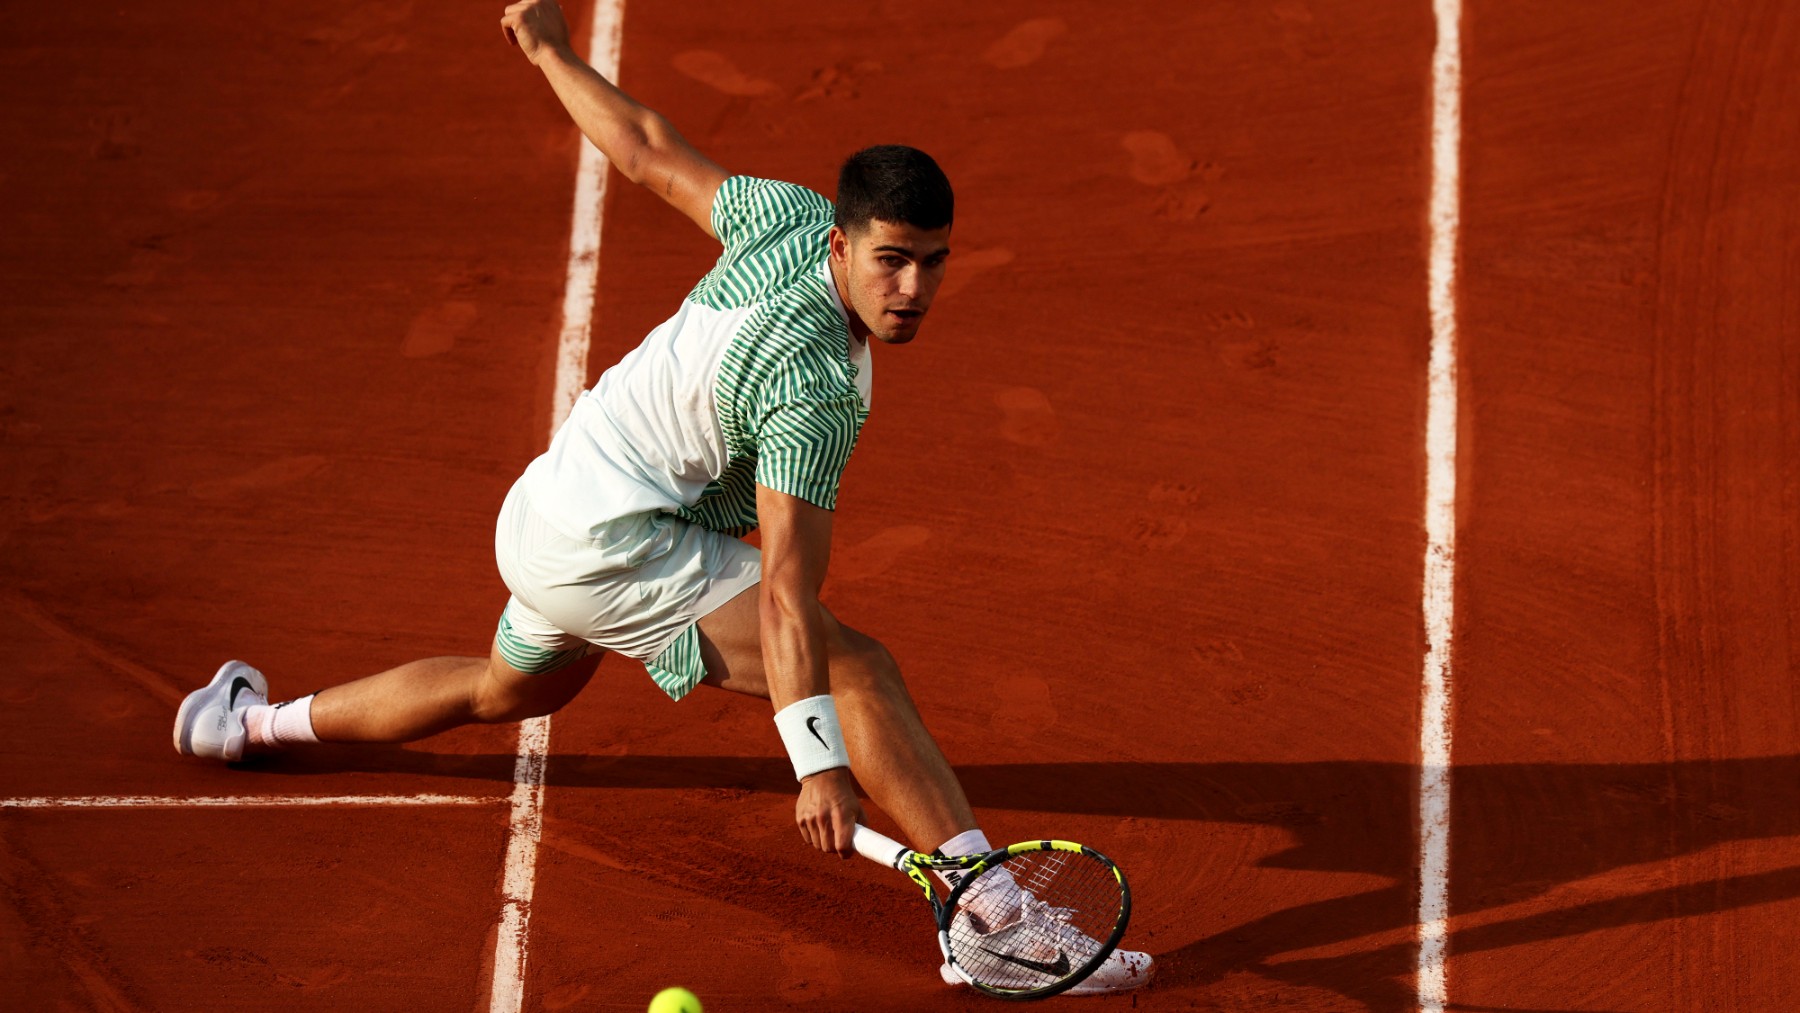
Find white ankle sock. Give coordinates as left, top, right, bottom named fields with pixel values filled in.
left=934, top=829, right=1024, bottom=931
left=272, top=695, right=320, bottom=745
left=938, top=829, right=991, bottom=858
left=245, top=695, right=319, bottom=750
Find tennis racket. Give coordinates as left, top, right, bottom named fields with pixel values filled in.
left=850, top=825, right=1131, bottom=1000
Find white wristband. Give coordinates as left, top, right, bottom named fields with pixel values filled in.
left=774, top=695, right=850, bottom=780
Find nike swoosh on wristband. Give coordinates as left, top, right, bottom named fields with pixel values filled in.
left=805, top=715, right=830, bottom=750
left=228, top=676, right=255, bottom=709
left=979, top=947, right=1071, bottom=978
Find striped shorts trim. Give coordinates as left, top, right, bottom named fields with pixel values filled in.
left=495, top=605, right=590, bottom=676
left=644, top=627, right=706, bottom=699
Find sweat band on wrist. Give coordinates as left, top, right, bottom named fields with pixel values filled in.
left=773, top=694, right=850, bottom=780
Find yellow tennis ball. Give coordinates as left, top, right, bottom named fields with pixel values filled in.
left=648, top=986, right=702, bottom=1013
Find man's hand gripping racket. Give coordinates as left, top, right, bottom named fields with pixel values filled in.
left=851, top=825, right=1132, bottom=1000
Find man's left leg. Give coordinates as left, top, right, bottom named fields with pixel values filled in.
left=692, top=586, right=1155, bottom=993
left=693, top=585, right=975, bottom=853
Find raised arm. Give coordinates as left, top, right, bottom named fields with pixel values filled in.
left=503, top=0, right=729, bottom=237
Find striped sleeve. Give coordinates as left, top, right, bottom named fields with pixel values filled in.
left=711, top=176, right=833, bottom=251
left=754, top=393, right=863, bottom=510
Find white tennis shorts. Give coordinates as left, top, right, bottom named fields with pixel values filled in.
left=491, top=478, right=761, bottom=699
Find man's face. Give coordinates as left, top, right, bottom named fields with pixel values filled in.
left=828, top=219, right=952, bottom=345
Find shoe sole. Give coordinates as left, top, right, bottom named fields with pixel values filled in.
left=939, top=956, right=1154, bottom=995
left=1064, top=952, right=1155, bottom=996
left=173, top=660, right=266, bottom=756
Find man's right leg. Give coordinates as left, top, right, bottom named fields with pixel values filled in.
left=305, top=642, right=599, bottom=743
left=182, top=479, right=619, bottom=760
left=175, top=641, right=599, bottom=761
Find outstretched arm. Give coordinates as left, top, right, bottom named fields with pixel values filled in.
left=503, top=0, right=728, bottom=237
left=758, top=483, right=866, bottom=855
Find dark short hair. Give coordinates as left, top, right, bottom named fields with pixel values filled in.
left=834, top=145, right=954, bottom=234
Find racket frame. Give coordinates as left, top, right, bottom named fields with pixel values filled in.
left=851, top=826, right=1132, bottom=1001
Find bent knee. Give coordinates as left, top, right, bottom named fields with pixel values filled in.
left=470, top=690, right=547, bottom=724
left=469, top=682, right=532, bottom=723
left=471, top=656, right=594, bottom=723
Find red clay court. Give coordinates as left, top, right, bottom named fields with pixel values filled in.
left=3, top=1, right=1796, bottom=1010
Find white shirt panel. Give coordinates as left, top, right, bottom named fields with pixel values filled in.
left=522, top=299, right=755, bottom=541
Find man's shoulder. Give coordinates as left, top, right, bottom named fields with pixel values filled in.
left=690, top=186, right=833, bottom=312
left=708, top=177, right=835, bottom=262
left=711, top=176, right=834, bottom=234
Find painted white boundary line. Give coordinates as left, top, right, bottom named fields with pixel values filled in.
left=490, top=717, right=552, bottom=1013
left=487, top=5, right=625, bottom=1013
left=1, top=794, right=502, bottom=809
left=1417, top=1, right=1463, bottom=1012
left=548, top=4, right=625, bottom=434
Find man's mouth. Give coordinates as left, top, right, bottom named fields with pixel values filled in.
left=886, top=308, right=923, bottom=323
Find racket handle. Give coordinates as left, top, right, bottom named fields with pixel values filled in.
left=851, top=824, right=912, bottom=869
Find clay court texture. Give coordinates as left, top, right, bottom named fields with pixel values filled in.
left=3, top=1, right=1797, bottom=1010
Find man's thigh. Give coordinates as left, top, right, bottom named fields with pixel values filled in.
left=695, top=584, right=771, bottom=697
left=474, top=634, right=602, bottom=722
left=695, top=587, right=875, bottom=699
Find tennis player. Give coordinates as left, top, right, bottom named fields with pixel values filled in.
left=175, top=0, right=1149, bottom=994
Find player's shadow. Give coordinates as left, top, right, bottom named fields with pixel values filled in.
left=955, top=756, right=1800, bottom=1013
left=261, top=748, right=1800, bottom=1012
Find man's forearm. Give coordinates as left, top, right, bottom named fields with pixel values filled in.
left=529, top=40, right=724, bottom=232
left=535, top=45, right=664, bottom=183
left=761, top=589, right=832, bottom=711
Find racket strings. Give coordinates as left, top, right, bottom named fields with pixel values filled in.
left=1016, top=850, right=1068, bottom=895
left=946, top=850, right=1124, bottom=992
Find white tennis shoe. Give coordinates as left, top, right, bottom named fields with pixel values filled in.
left=939, top=894, right=1154, bottom=995
left=173, top=660, right=267, bottom=761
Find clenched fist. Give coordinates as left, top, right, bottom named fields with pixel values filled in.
left=796, top=767, right=865, bottom=857
left=501, top=0, right=572, bottom=65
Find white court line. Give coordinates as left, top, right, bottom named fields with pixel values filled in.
left=1, top=794, right=501, bottom=809
left=548, top=2, right=625, bottom=434
left=1417, top=1, right=1463, bottom=1012
left=487, top=5, right=625, bottom=1013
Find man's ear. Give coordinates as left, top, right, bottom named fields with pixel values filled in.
left=827, top=226, right=850, bottom=262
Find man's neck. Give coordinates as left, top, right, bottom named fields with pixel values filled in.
left=828, top=258, right=872, bottom=344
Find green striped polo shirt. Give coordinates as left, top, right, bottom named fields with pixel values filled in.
left=521, top=174, right=870, bottom=543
